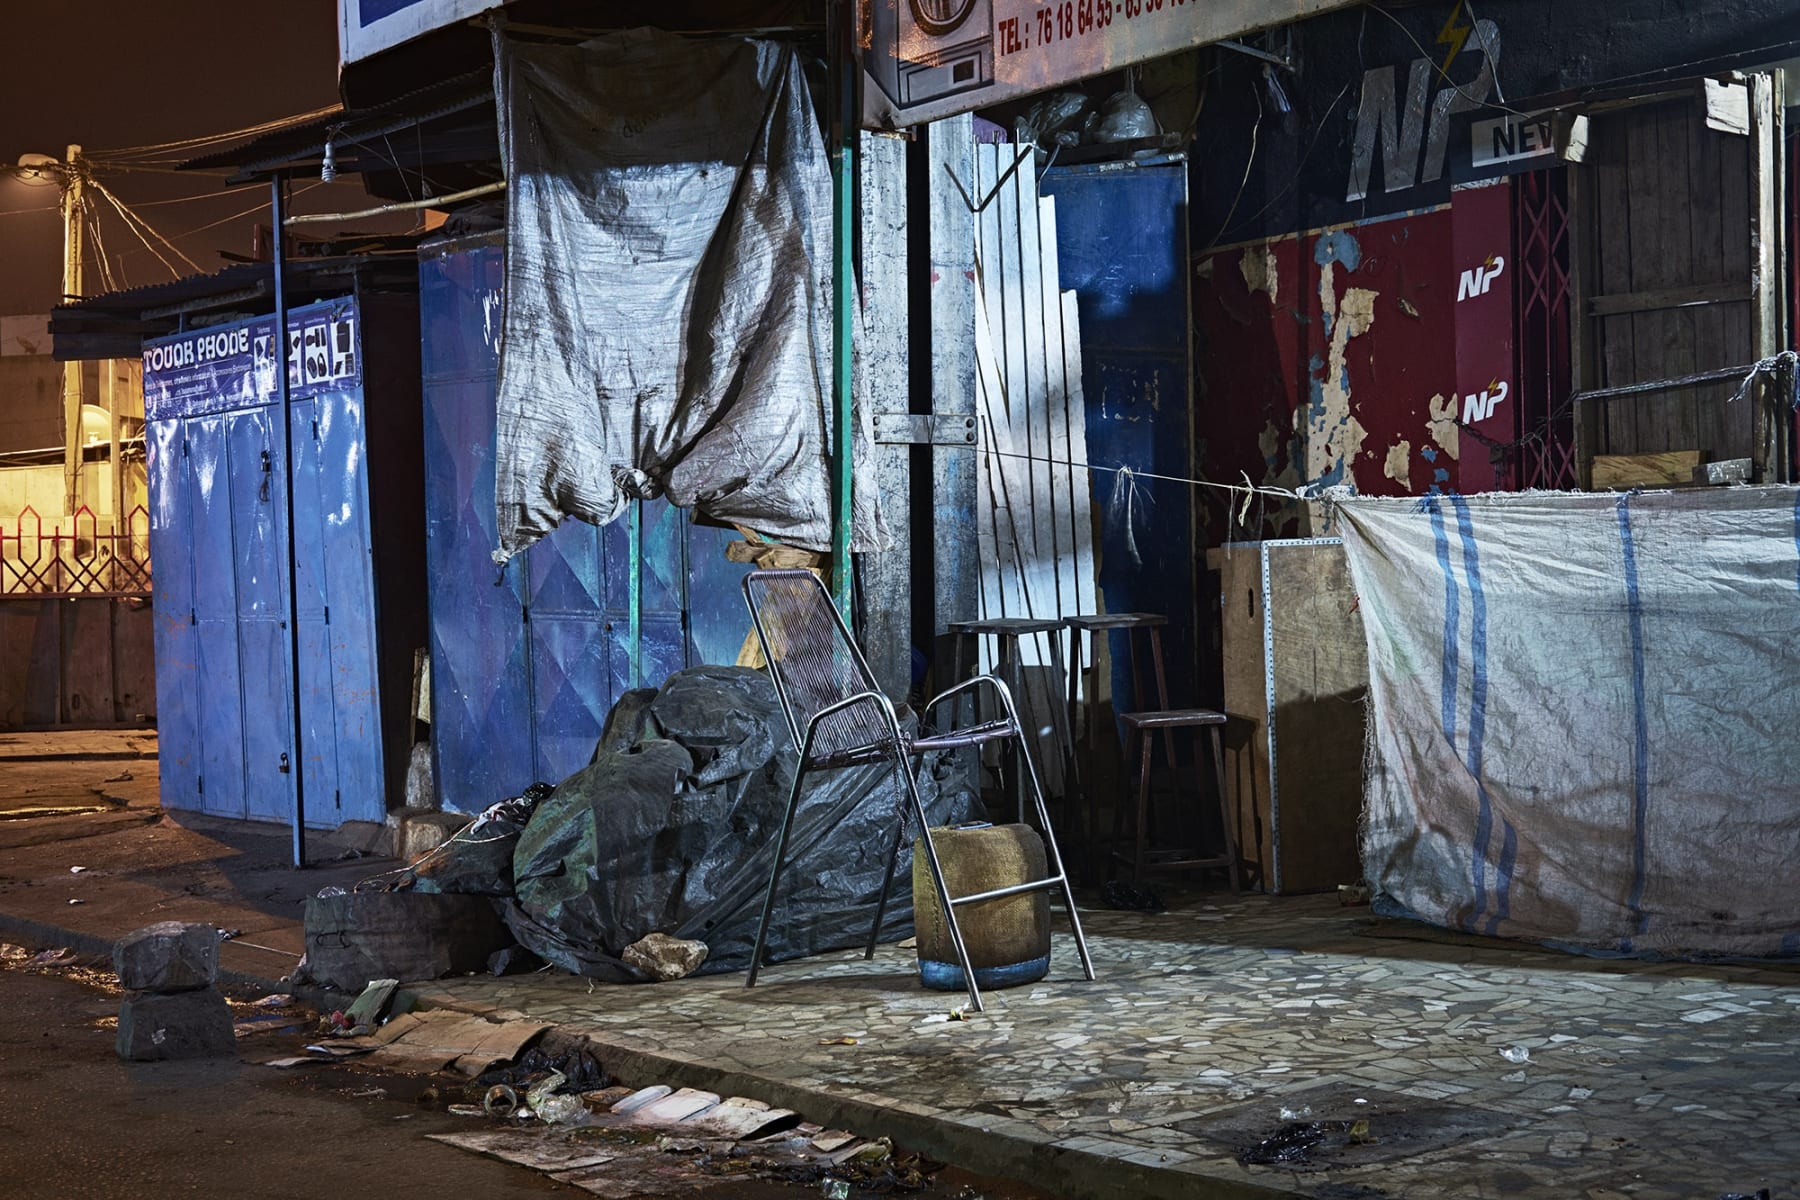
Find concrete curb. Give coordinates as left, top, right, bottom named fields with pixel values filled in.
left=403, top=985, right=1308, bottom=1200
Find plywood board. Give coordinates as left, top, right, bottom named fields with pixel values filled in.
left=1591, top=450, right=1705, bottom=489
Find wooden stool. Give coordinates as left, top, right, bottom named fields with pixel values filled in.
left=1116, top=708, right=1240, bottom=889
left=1062, top=613, right=1176, bottom=861
left=948, top=617, right=1074, bottom=822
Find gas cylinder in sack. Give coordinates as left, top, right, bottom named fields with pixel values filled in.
left=912, top=822, right=1050, bottom=991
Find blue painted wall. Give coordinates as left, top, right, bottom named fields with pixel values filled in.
left=419, top=234, right=753, bottom=813
left=1040, top=160, right=1198, bottom=706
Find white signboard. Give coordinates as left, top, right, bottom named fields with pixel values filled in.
left=862, top=0, right=1365, bottom=129
left=339, top=0, right=506, bottom=66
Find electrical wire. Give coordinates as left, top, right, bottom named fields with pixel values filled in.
left=0, top=206, right=58, bottom=218
left=88, top=179, right=200, bottom=278
left=1202, top=81, right=1263, bottom=254
left=1367, top=3, right=1535, bottom=121
left=85, top=105, right=342, bottom=163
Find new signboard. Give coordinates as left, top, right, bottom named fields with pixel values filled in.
left=340, top=0, right=505, bottom=65
left=860, top=0, right=1366, bottom=129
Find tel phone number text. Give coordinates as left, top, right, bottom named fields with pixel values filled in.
left=998, top=0, right=1191, bottom=56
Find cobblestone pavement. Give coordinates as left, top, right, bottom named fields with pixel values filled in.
left=410, top=893, right=1800, bottom=1199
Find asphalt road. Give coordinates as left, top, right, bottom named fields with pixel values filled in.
left=0, top=959, right=1024, bottom=1200
left=0, top=963, right=566, bottom=1199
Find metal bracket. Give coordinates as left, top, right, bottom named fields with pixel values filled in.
left=873, top=412, right=978, bottom=446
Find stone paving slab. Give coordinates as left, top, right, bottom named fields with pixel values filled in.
left=409, top=895, right=1800, bottom=1200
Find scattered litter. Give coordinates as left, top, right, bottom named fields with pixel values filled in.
left=483, top=1085, right=520, bottom=1118
left=821, top=1180, right=851, bottom=1200
left=1243, top=1121, right=1337, bottom=1166
left=896, top=936, right=917, bottom=950
left=69, top=866, right=87, bottom=874
left=215, top=928, right=242, bottom=941
left=1336, top=883, right=1370, bottom=906
left=315, top=885, right=349, bottom=898
left=348, top=1087, right=388, bottom=1099
left=1569, top=1087, right=1594, bottom=1100
left=262, top=1056, right=324, bottom=1070
left=919, top=1006, right=972, bottom=1026
left=1348, top=1119, right=1374, bottom=1144
left=251, top=994, right=290, bottom=1008
left=28, top=947, right=79, bottom=968
left=810, top=1132, right=857, bottom=1154
left=447, top=1104, right=485, bottom=1117
left=1279, top=1105, right=1314, bottom=1121
left=526, top=1071, right=590, bottom=1125
left=67, top=898, right=85, bottom=906
left=1718, top=1191, right=1772, bottom=1200
left=1499, top=1045, right=1531, bottom=1064
left=343, top=978, right=399, bottom=1031
left=104, top=769, right=133, bottom=783
left=1501, top=1070, right=1527, bottom=1083
left=819, top=1037, right=858, bottom=1046
left=1100, top=878, right=1165, bottom=912
left=1353, top=1097, right=1368, bottom=1105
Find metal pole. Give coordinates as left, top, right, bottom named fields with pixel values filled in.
left=828, top=0, right=856, bottom=619
left=628, top=500, right=643, bottom=687
left=270, top=175, right=307, bottom=868
left=61, top=144, right=85, bottom=517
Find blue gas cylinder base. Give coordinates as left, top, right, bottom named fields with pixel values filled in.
left=919, top=953, right=1051, bottom=993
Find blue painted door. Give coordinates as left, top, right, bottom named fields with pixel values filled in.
left=312, top=390, right=385, bottom=824
left=186, top=416, right=248, bottom=819
left=288, top=396, right=343, bottom=824
left=224, top=408, right=293, bottom=824
left=146, top=419, right=202, bottom=807
left=1040, top=160, right=1197, bottom=706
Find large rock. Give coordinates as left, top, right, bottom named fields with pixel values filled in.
left=116, top=988, right=236, bottom=1061
left=621, top=933, right=709, bottom=982
left=113, top=922, right=218, bottom=992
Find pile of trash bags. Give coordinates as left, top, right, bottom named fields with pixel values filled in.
left=396, top=666, right=980, bottom=983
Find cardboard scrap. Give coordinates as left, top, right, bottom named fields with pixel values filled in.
left=426, top=1129, right=618, bottom=1172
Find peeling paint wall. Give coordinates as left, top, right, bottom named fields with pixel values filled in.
left=1192, top=202, right=1485, bottom=540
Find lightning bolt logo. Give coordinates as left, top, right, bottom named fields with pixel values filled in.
left=1436, top=2, right=1472, bottom=75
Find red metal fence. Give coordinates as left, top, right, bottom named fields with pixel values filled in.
left=0, top=505, right=152, bottom=598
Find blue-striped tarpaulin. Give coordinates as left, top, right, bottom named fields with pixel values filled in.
left=1339, top=487, right=1800, bottom=958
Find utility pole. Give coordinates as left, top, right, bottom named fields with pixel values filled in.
left=60, top=144, right=85, bottom=517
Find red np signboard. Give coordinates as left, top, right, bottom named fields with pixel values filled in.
left=1450, top=181, right=1515, bottom=494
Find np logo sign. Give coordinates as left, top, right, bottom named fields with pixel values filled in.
left=1462, top=379, right=1509, bottom=424
left=1458, top=254, right=1506, bottom=302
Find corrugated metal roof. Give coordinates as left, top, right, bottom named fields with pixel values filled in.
left=180, top=70, right=495, bottom=183
left=50, top=255, right=418, bottom=362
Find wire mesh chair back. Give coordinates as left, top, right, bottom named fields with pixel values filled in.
left=743, top=569, right=895, bottom=765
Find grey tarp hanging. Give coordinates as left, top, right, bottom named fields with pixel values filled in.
left=492, top=27, right=887, bottom=560
left=1338, top=487, right=1800, bottom=958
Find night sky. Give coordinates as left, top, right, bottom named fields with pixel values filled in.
left=0, top=1, right=394, bottom=316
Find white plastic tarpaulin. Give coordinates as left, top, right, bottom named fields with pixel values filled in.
left=1338, top=487, right=1800, bottom=958
left=492, top=28, right=886, bottom=561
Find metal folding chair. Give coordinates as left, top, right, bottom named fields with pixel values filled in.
left=741, top=568, right=1094, bottom=1012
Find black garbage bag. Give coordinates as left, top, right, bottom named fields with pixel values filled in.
left=503, top=665, right=981, bottom=981
left=399, top=782, right=554, bottom=896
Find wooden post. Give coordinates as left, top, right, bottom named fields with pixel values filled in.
left=859, top=131, right=913, bottom=701
left=928, top=115, right=978, bottom=660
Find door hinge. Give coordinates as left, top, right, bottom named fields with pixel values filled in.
left=197, top=774, right=204, bottom=795
left=189, top=609, right=196, bottom=625
left=873, top=412, right=979, bottom=446
left=334, top=788, right=341, bottom=810
left=323, top=605, right=330, bottom=625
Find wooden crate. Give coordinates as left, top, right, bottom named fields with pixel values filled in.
left=1215, top=539, right=1368, bottom=894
